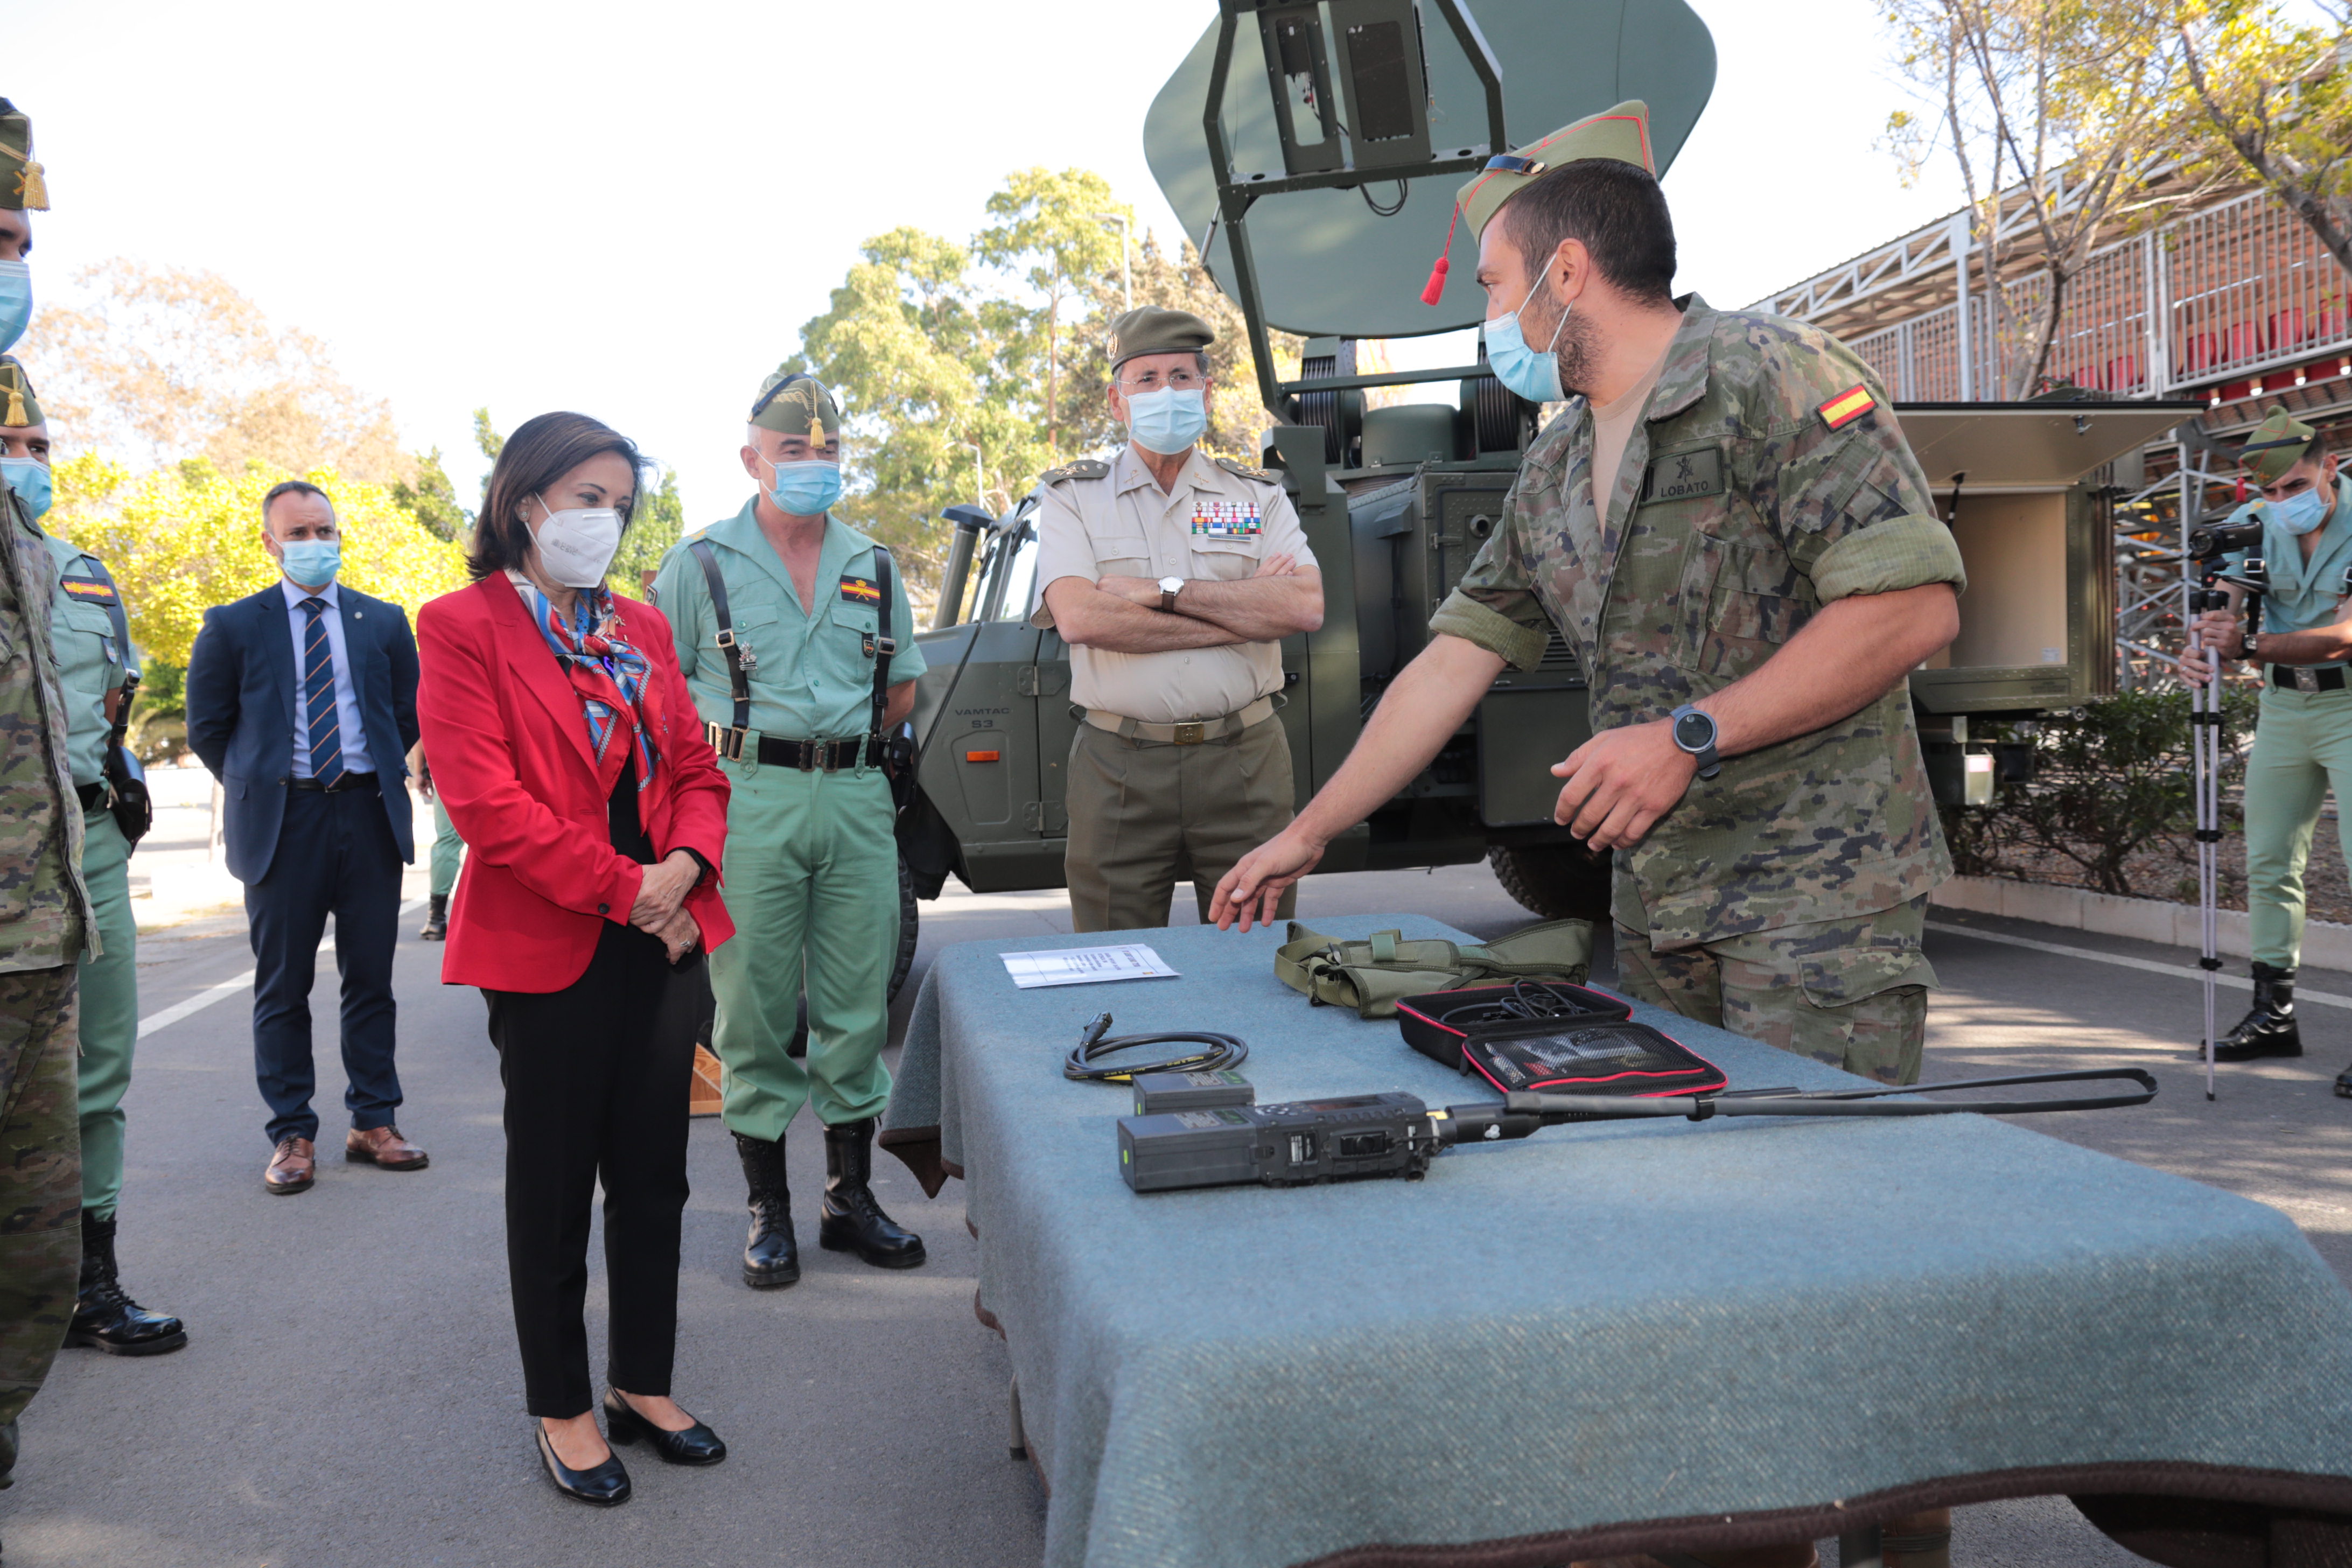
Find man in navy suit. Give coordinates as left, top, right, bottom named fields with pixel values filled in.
left=186, top=480, right=426, bottom=1194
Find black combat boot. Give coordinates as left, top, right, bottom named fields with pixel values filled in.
left=732, top=1131, right=799, bottom=1288
left=65, top=1211, right=187, bottom=1356
left=2215, top=962, right=2303, bottom=1061
left=419, top=894, right=448, bottom=941
left=818, top=1118, right=926, bottom=1269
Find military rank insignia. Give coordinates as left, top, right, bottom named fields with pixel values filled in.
left=839, top=575, right=881, bottom=606
left=1191, top=501, right=1263, bottom=539
left=61, top=577, right=120, bottom=605
left=1817, top=384, right=1877, bottom=431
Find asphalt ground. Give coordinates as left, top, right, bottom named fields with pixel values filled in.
left=4, top=864, right=2344, bottom=1567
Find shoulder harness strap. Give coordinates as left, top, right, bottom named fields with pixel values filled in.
left=687, top=538, right=751, bottom=761
left=866, top=544, right=898, bottom=765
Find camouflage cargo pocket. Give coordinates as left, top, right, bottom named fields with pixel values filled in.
left=1798, top=944, right=1936, bottom=1007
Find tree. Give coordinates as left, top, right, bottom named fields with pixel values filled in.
left=16, top=259, right=415, bottom=485
left=1883, top=1, right=2190, bottom=397
left=610, top=465, right=684, bottom=596
left=976, top=169, right=1129, bottom=460
left=472, top=406, right=505, bottom=462
left=390, top=446, right=471, bottom=543
left=2175, top=0, right=2352, bottom=275
left=46, top=452, right=468, bottom=668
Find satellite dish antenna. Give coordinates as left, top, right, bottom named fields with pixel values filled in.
left=1145, top=0, right=1716, bottom=417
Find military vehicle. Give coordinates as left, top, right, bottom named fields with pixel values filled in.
left=891, top=0, right=2189, bottom=929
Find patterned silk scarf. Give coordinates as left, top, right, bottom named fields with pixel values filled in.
left=525, top=582, right=660, bottom=790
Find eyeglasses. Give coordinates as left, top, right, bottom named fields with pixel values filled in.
left=1118, top=369, right=1206, bottom=393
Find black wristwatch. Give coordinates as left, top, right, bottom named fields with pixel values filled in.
left=1669, top=704, right=1720, bottom=780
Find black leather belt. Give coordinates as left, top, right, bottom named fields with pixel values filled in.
left=2271, top=664, right=2348, bottom=693
left=706, top=724, right=875, bottom=772
left=288, top=772, right=379, bottom=793
left=75, top=782, right=106, bottom=812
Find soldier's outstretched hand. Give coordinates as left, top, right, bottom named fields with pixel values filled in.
left=1551, top=720, right=1698, bottom=852
left=1210, top=827, right=1325, bottom=932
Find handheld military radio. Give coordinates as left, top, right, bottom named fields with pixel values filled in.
left=1116, top=1070, right=2159, bottom=1194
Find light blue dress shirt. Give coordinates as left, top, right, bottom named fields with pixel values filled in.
left=279, top=577, right=375, bottom=777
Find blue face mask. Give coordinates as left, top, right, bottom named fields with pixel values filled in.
left=1125, top=387, right=1209, bottom=456
left=2270, top=485, right=2332, bottom=536
left=764, top=458, right=843, bottom=517
left=0, top=261, right=27, bottom=355
left=1, top=457, right=48, bottom=521
left=1485, top=290, right=1569, bottom=405
left=278, top=537, right=341, bottom=588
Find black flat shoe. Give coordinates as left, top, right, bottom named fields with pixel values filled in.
left=536, top=1424, right=631, bottom=1505
left=602, top=1391, right=727, bottom=1466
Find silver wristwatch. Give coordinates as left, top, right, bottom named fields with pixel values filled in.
left=1158, top=576, right=1184, bottom=612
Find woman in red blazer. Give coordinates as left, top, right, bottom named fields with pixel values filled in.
left=417, top=411, right=736, bottom=1508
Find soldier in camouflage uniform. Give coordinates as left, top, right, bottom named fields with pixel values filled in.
left=0, top=99, right=95, bottom=1505
left=1213, top=101, right=1966, bottom=1090
left=1, top=359, right=187, bottom=1357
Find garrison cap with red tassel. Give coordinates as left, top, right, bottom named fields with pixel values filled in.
left=1420, top=100, right=1655, bottom=306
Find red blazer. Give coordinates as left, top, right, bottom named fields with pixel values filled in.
left=416, top=577, right=733, bottom=992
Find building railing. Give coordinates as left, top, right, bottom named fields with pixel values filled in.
left=1839, top=190, right=2352, bottom=402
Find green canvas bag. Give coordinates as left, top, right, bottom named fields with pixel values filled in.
left=1272, top=919, right=1594, bottom=1019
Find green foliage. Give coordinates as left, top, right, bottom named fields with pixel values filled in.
left=1940, top=688, right=2259, bottom=895
left=390, top=445, right=472, bottom=543
left=472, top=407, right=506, bottom=461
left=611, top=466, right=684, bottom=597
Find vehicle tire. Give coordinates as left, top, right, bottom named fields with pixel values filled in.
left=786, top=856, right=921, bottom=1061
left=1487, top=842, right=1613, bottom=923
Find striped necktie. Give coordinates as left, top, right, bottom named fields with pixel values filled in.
left=300, top=597, right=345, bottom=787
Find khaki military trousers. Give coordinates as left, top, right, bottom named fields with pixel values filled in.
left=710, top=760, right=898, bottom=1142
left=0, top=961, right=80, bottom=1432
left=76, top=810, right=137, bottom=1218
left=1064, top=713, right=1297, bottom=933
left=2241, top=684, right=2352, bottom=969
left=1614, top=893, right=1936, bottom=1086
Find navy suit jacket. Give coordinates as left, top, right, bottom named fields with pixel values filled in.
left=186, top=582, right=421, bottom=883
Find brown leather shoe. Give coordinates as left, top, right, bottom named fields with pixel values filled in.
left=345, top=1125, right=429, bottom=1171
left=264, top=1137, right=316, bottom=1194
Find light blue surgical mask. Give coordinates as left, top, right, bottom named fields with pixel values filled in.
left=0, top=457, right=48, bottom=521
left=0, top=261, right=27, bottom=355
left=2270, top=485, right=2332, bottom=536
left=1484, top=290, right=1570, bottom=405
left=763, top=458, right=843, bottom=517
left=1125, top=386, right=1208, bottom=456
left=278, top=537, right=341, bottom=589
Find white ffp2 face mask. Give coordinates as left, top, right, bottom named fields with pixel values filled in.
left=533, top=496, right=623, bottom=588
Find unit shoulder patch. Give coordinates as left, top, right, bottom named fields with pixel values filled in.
left=838, top=575, right=881, bottom=606
left=1817, top=384, right=1877, bottom=431
left=1214, top=456, right=1279, bottom=484
left=1640, top=447, right=1726, bottom=507
left=1040, top=459, right=1111, bottom=486
left=60, top=576, right=120, bottom=604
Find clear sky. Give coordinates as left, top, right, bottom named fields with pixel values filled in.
left=8, top=0, right=1972, bottom=522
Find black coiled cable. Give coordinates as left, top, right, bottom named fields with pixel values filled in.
left=1429, top=979, right=1601, bottom=1030
left=1063, top=1012, right=1248, bottom=1083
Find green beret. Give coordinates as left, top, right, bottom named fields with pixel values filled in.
left=1454, top=99, right=1654, bottom=244
left=0, top=101, right=47, bottom=213
left=0, top=358, right=41, bottom=429
left=750, top=369, right=841, bottom=439
left=2242, top=407, right=2319, bottom=485
left=1108, top=306, right=1214, bottom=370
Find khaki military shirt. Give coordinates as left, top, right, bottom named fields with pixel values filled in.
left=653, top=500, right=928, bottom=748
left=45, top=532, right=136, bottom=788
left=1030, top=445, right=1316, bottom=725
left=0, top=480, right=91, bottom=970
left=1432, top=295, right=1966, bottom=949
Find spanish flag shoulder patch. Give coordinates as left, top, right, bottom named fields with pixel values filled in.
left=1818, top=384, right=1876, bottom=431
left=61, top=578, right=117, bottom=601
left=838, top=575, right=881, bottom=606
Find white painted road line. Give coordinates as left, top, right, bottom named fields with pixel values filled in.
left=135, top=895, right=430, bottom=1039
left=1925, top=920, right=2352, bottom=1012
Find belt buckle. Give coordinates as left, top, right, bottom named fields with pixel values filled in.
left=2297, top=666, right=2321, bottom=694
left=705, top=722, right=746, bottom=762
left=1171, top=721, right=1206, bottom=746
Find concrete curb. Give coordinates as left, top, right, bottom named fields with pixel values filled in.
left=1929, top=873, right=2352, bottom=970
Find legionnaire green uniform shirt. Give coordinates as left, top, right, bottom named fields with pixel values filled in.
left=44, top=533, right=135, bottom=787
left=1432, top=294, right=1967, bottom=949
left=0, top=479, right=93, bottom=969
left=653, top=500, right=928, bottom=744
left=2224, top=488, right=2352, bottom=666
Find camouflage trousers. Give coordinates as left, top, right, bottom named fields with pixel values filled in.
left=1613, top=894, right=1936, bottom=1086
left=0, top=962, right=80, bottom=1433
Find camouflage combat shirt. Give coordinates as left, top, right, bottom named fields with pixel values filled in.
left=0, top=477, right=90, bottom=970
left=1432, top=295, right=1966, bottom=949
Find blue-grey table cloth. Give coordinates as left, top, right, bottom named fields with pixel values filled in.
left=880, top=916, right=2352, bottom=1568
